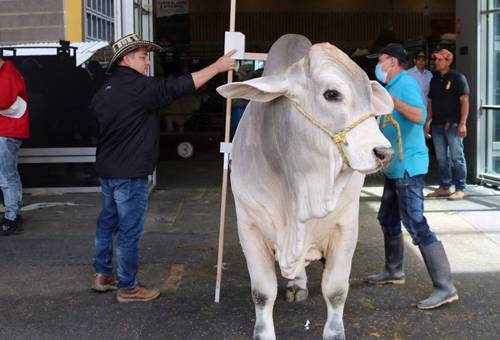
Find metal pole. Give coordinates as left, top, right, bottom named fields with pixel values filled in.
left=215, top=0, right=236, bottom=303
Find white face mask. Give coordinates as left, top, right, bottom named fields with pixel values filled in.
left=375, top=58, right=393, bottom=83
left=375, top=63, right=387, bottom=83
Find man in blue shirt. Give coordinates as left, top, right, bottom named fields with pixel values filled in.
left=366, top=43, right=458, bottom=310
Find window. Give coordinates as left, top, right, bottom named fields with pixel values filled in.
left=84, top=0, right=115, bottom=41
left=133, top=0, right=153, bottom=41
left=479, top=0, right=500, bottom=181
left=141, top=2, right=150, bottom=42
left=92, top=16, right=97, bottom=38
left=86, top=13, right=91, bottom=36
left=107, top=21, right=112, bottom=41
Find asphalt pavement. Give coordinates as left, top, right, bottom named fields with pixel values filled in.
left=1, top=160, right=499, bottom=339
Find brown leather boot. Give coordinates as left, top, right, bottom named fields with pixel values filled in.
left=426, top=187, right=451, bottom=198
left=92, top=274, right=118, bottom=292
left=117, top=285, right=160, bottom=303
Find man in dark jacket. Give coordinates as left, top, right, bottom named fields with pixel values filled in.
left=91, top=34, right=236, bottom=302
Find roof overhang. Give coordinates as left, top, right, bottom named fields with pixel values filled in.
left=0, top=41, right=109, bottom=66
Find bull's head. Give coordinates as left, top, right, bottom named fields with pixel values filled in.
left=218, top=42, right=394, bottom=174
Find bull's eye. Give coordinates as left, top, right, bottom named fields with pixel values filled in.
left=323, top=89, right=342, bottom=102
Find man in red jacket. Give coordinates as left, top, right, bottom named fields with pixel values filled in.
left=0, top=57, right=30, bottom=236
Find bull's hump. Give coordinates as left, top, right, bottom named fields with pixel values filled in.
left=263, top=34, right=312, bottom=77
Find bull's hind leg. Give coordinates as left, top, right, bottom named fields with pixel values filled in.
left=239, top=224, right=278, bottom=340
left=286, top=268, right=309, bottom=302
left=321, top=224, right=358, bottom=340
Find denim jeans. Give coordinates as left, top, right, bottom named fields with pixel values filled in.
left=94, top=177, right=149, bottom=290
left=431, top=123, right=467, bottom=191
left=378, top=173, right=438, bottom=246
left=0, top=137, right=23, bottom=221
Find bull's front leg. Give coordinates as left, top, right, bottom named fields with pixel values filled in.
left=321, top=224, right=358, bottom=340
left=285, top=267, right=309, bottom=302
left=239, top=225, right=278, bottom=340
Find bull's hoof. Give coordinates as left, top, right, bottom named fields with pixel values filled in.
left=323, top=334, right=346, bottom=340
left=285, top=286, right=309, bottom=302
left=323, top=320, right=345, bottom=340
left=254, top=335, right=276, bottom=340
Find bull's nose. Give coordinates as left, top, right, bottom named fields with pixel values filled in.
left=373, top=147, right=394, bottom=164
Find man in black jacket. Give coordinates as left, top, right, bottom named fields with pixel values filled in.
left=91, top=33, right=236, bottom=302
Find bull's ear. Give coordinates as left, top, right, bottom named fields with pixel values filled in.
left=216, top=75, right=288, bottom=102
left=370, top=81, right=394, bottom=115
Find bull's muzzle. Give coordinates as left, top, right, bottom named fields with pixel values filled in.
left=373, top=146, right=394, bottom=166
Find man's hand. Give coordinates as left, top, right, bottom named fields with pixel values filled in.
left=191, top=49, right=237, bottom=89
left=424, top=122, right=431, bottom=139
left=458, top=123, right=467, bottom=138
left=213, top=49, right=237, bottom=73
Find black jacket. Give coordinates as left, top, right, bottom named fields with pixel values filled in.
left=91, top=66, right=195, bottom=178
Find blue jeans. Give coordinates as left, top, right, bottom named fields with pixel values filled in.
left=94, top=177, right=149, bottom=290
left=0, top=137, right=23, bottom=221
left=431, top=123, right=467, bottom=191
left=378, top=173, right=438, bottom=246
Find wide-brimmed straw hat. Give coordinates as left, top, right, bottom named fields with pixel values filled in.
left=106, top=33, right=162, bottom=73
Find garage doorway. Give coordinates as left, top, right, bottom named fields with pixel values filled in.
left=152, top=0, right=456, bottom=188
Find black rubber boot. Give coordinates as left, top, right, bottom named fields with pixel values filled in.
left=366, top=233, right=405, bottom=285
left=417, top=241, right=459, bottom=309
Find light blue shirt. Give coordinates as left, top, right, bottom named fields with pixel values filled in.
left=408, top=66, right=433, bottom=105
left=380, top=71, right=429, bottom=179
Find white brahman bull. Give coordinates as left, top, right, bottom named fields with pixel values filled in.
left=217, top=34, right=394, bottom=340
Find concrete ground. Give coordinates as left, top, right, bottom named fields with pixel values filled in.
left=1, top=160, right=500, bottom=340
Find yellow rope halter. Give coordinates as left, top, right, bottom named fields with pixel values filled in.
left=286, top=96, right=375, bottom=168
left=380, top=114, right=403, bottom=161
